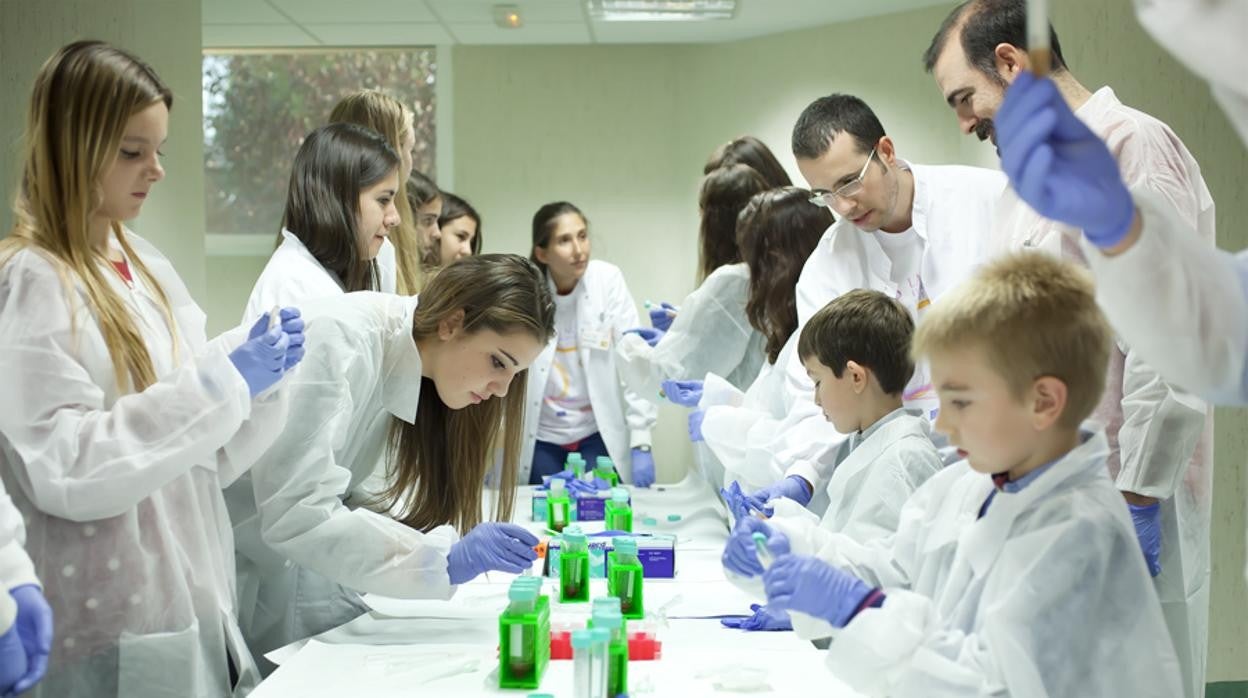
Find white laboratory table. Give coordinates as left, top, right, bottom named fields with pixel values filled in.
left=251, top=476, right=866, bottom=697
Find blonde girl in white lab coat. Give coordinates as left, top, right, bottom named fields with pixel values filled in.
left=521, top=202, right=659, bottom=486
left=243, top=122, right=402, bottom=320
left=229, top=255, right=554, bottom=663
left=329, top=89, right=427, bottom=295
left=0, top=41, right=303, bottom=697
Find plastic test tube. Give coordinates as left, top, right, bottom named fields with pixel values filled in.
left=572, top=629, right=594, bottom=698
left=268, top=305, right=281, bottom=331
left=548, top=479, right=569, bottom=531
left=506, top=582, right=538, bottom=679
left=589, top=628, right=611, bottom=698
left=752, top=531, right=774, bottom=570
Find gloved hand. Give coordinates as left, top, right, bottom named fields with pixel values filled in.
left=763, top=545, right=874, bottom=629
left=720, top=481, right=752, bottom=522
left=996, top=72, right=1136, bottom=248
left=231, top=312, right=299, bottom=398
left=632, top=448, right=655, bottom=488
left=649, top=302, right=677, bottom=332
left=721, top=603, right=792, bottom=631
left=743, top=475, right=812, bottom=514
left=661, top=379, right=704, bottom=407
left=625, top=327, right=665, bottom=348
left=1128, top=501, right=1163, bottom=577
left=566, top=476, right=612, bottom=497
left=271, top=308, right=306, bottom=370
left=536, top=470, right=578, bottom=490
left=9, top=585, right=51, bottom=695
left=447, top=522, right=539, bottom=584
left=688, top=409, right=706, bottom=443
left=0, top=624, right=26, bottom=697
left=721, top=516, right=778, bottom=578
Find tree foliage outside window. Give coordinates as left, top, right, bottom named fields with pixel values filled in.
left=203, top=49, right=436, bottom=235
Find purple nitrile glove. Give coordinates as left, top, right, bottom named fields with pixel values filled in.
left=632, top=448, right=656, bottom=488
left=649, top=302, right=677, bottom=332
left=9, top=584, right=51, bottom=695
left=688, top=409, right=706, bottom=443
left=721, top=516, right=780, bottom=578
left=763, top=543, right=874, bottom=629
left=661, top=379, right=704, bottom=407
left=742, top=475, right=811, bottom=515
left=447, top=522, right=539, bottom=584
left=996, top=72, right=1136, bottom=248
left=721, top=603, right=792, bottom=631
left=625, top=327, right=665, bottom=348
left=1128, top=501, right=1163, bottom=577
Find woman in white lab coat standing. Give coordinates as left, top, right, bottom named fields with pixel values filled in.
left=243, top=122, right=401, bottom=321
left=0, top=41, right=304, bottom=697
left=522, top=203, right=659, bottom=486
left=616, top=164, right=770, bottom=400
left=229, top=255, right=555, bottom=663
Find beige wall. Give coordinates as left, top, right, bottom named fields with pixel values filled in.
left=0, top=0, right=207, bottom=298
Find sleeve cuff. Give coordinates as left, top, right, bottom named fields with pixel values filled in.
left=629, top=430, right=653, bottom=450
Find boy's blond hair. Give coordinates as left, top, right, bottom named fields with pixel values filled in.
left=912, top=253, right=1111, bottom=428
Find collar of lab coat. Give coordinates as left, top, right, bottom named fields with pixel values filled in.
left=958, top=427, right=1110, bottom=578
left=825, top=407, right=929, bottom=502
left=1075, top=86, right=1121, bottom=124
left=826, top=160, right=925, bottom=297
left=280, top=228, right=346, bottom=291
left=381, top=294, right=423, bottom=424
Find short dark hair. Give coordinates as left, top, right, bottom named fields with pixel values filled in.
left=281, top=122, right=400, bottom=293
left=791, top=94, right=886, bottom=161
left=437, top=191, right=483, bottom=255
left=798, top=289, right=915, bottom=396
left=406, top=170, right=439, bottom=210
left=923, top=0, right=1067, bottom=77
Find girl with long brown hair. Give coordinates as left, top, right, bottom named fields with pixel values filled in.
left=690, top=188, right=831, bottom=491
left=0, top=41, right=304, bottom=696
left=227, top=254, right=554, bottom=663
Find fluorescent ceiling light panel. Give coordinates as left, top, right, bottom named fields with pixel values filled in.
left=587, top=0, right=737, bottom=22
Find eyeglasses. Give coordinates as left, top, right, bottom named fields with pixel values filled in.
left=808, top=148, right=876, bottom=210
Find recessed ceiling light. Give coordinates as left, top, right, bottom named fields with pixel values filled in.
left=587, top=0, right=738, bottom=22
left=493, top=4, right=523, bottom=28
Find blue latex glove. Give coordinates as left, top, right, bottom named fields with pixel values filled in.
left=567, top=476, right=612, bottom=496
left=721, top=517, right=778, bottom=578
left=1128, top=501, right=1163, bottom=577
left=763, top=542, right=874, bottom=629
left=661, top=379, right=704, bottom=407
left=996, top=72, right=1136, bottom=248
left=536, top=470, right=578, bottom=490
left=721, top=603, right=792, bottom=631
left=447, top=522, right=539, bottom=584
left=231, top=315, right=291, bottom=398
left=688, top=409, right=706, bottom=443
left=719, top=481, right=753, bottom=522
left=632, top=448, right=655, bottom=488
left=9, top=585, right=51, bottom=695
left=649, top=302, right=677, bottom=332
left=743, top=475, right=812, bottom=514
left=0, top=623, right=26, bottom=696
left=273, top=308, right=306, bottom=370
left=625, top=327, right=665, bottom=348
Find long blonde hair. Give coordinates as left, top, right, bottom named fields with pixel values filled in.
left=329, top=90, right=423, bottom=294
left=380, top=254, right=556, bottom=534
left=3, top=40, right=178, bottom=393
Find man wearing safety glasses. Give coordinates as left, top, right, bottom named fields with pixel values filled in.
left=730, top=93, right=1006, bottom=521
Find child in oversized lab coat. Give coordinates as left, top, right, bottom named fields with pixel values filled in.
left=721, top=289, right=942, bottom=632
left=747, top=254, right=1181, bottom=696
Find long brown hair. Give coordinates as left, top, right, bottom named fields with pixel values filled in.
left=703, top=135, right=793, bottom=188
left=3, top=40, right=178, bottom=393
left=737, top=188, right=832, bottom=363
left=697, top=164, right=769, bottom=282
left=280, top=122, right=399, bottom=293
left=379, top=254, right=556, bottom=534
left=329, top=90, right=423, bottom=294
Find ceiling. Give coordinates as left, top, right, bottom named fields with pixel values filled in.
left=203, top=0, right=955, bottom=47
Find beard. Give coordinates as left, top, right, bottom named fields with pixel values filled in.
left=975, top=118, right=997, bottom=145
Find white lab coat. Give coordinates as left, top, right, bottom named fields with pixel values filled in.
left=814, top=430, right=1183, bottom=697
left=0, top=481, right=39, bottom=635
left=225, top=292, right=459, bottom=659
left=0, top=232, right=287, bottom=697
left=774, top=163, right=1006, bottom=499
left=242, top=229, right=398, bottom=323
left=615, top=262, right=765, bottom=400
left=994, top=86, right=1213, bottom=698
left=699, top=334, right=799, bottom=492
left=517, top=261, right=658, bottom=484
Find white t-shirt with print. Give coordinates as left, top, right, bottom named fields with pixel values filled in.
left=537, top=286, right=599, bottom=444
